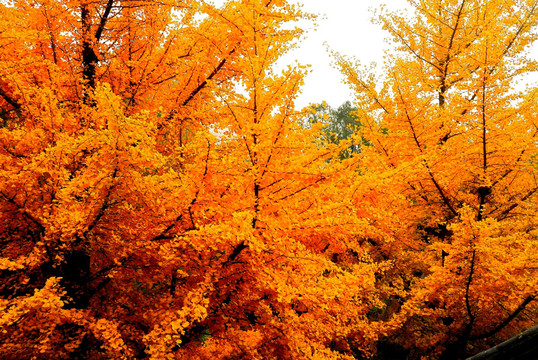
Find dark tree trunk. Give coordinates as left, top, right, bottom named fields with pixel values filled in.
left=81, top=4, right=98, bottom=104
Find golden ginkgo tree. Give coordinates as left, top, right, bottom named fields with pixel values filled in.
left=0, top=0, right=384, bottom=359
left=337, top=0, right=538, bottom=358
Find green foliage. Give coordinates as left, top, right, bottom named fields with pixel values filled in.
left=199, top=328, right=211, bottom=345
left=305, top=101, right=366, bottom=158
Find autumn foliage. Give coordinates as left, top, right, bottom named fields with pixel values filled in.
left=0, top=0, right=537, bottom=359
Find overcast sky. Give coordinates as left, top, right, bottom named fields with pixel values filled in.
left=211, top=0, right=411, bottom=109
left=277, top=0, right=411, bottom=109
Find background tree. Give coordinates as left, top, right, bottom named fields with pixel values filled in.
left=337, top=0, right=538, bottom=358
left=305, top=100, right=365, bottom=158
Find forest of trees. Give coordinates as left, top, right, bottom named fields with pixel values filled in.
left=0, top=0, right=537, bottom=359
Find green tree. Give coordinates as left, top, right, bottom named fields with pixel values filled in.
left=305, top=101, right=365, bottom=158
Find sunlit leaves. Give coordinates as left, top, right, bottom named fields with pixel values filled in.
left=338, top=0, right=538, bottom=357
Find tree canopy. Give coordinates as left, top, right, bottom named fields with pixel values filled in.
left=337, top=0, right=538, bottom=357
left=0, top=0, right=537, bottom=359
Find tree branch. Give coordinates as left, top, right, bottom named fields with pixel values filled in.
left=0, top=88, right=21, bottom=111
left=470, top=295, right=536, bottom=341
left=180, top=49, right=235, bottom=107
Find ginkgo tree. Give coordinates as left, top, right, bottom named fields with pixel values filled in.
left=0, top=0, right=388, bottom=359
left=0, top=0, right=243, bottom=357
left=337, top=0, right=538, bottom=358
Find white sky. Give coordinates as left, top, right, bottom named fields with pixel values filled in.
left=278, top=0, right=411, bottom=109
left=210, top=0, right=411, bottom=109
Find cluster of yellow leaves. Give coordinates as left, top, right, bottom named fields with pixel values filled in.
left=0, top=277, right=131, bottom=359
left=144, top=283, right=211, bottom=359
